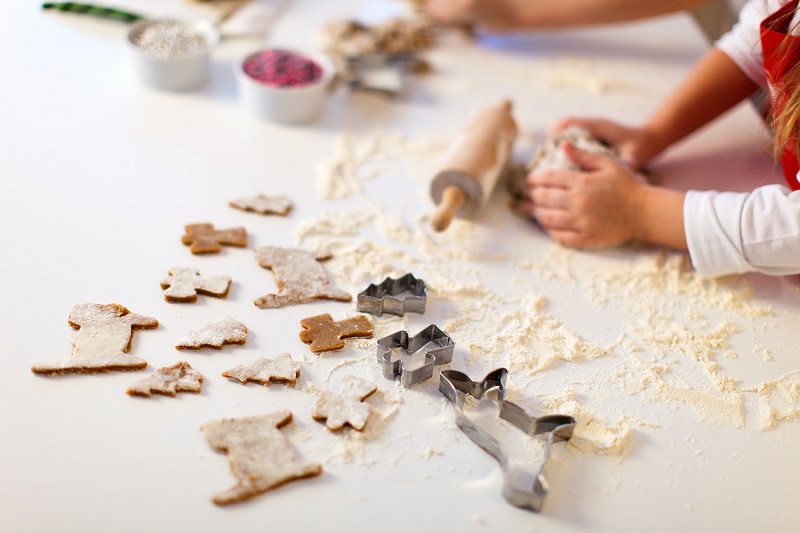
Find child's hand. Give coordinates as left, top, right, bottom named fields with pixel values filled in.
left=551, top=117, right=665, bottom=170
left=523, top=140, right=647, bottom=248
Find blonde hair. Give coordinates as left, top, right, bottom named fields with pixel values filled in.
left=770, top=11, right=800, bottom=160
left=772, top=63, right=800, bottom=159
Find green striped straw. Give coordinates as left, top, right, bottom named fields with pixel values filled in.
left=41, top=2, right=146, bottom=23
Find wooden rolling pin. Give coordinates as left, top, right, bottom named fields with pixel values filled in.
left=430, top=99, right=518, bottom=231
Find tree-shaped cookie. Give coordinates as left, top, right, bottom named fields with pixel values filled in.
left=253, top=246, right=352, bottom=308
left=176, top=316, right=247, bottom=350
left=31, top=303, right=157, bottom=375
left=312, top=375, right=377, bottom=431
left=229, top=194, right=292, bottom=216
left=127, top=361, right=203, bottom=397
left=223, top=353, right=300, bottom=386
left=201, top=411, right=322, bottom=505
left=160, top=267, right=231, bottom=303
left=299, top=313, right=373, bottom=353
left=181, top=223, right=247, bottom=254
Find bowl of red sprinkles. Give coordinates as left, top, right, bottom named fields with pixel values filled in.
left=236, top=48, right=335, bottom=124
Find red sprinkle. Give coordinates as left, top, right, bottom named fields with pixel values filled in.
left=243, top=49, right=323, bottom=88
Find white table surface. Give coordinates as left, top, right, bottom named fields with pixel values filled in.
left=2, top=1, right=799, bottom=532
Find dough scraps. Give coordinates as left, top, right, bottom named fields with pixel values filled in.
left=229, top=194, right=293, bottom=216
left=127, top=361, right=203, bottom=397
left=223, top=353, right=301, bottom=386
left=253, top=246, right=351, bottom=308
left=160, top=267, right=231, bottom=303
left=201, top=411, right=322, bottom=505
left=312, top=375, right=378, bottom=431
left=181, top=223, right=247, bottom=254
left=299, top=313, right=374, bottom=353
left=32, top=303, right=157, bottom=375
left=176, top=316, right=247, bottom=350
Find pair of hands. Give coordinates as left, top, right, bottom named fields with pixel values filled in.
left=522, top=118, right=664, bottom=249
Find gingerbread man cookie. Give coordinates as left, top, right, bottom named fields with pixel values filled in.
left=127, top=361, right=203, bottom=397
left=253, top=246, right=351, bottom=309
left=299, top=313, right=373, bottom=353
left=32, top=303, right=157, bottom=375
left=201, top=411, right=322, bottom=505
left=160, top=267, right=231, bottom=303
left=312, top=375, right=377, bottom=431
left=181, top=223, right=247, bottom=254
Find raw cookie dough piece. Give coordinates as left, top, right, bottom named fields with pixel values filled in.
left=529, top=125, right=617, bottom=173
left=160, top=267, right=232, bottom=303
left=299, top=313, right=373, bottom=353
left=312, top=375, right=377, bottom=431
left=253, top=246, right=352, bottom=308
left=127, top=361, right=203, bottom=397
left=508, top=125, right=646, bottom=213
left=229, top=194, right=293, bottom=216
left=176, top=316, right=247, bottom=350
left=223, top=353, right=300, bottom=386
left=181, top=223, right=247, bottom=254
left=201, top=410, right=322, bottom=505
left=31, top=303, right=157, bottom=375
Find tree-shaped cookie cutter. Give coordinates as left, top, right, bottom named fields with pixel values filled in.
left=376, top=324, right=454, bottom=387
left=439, top=368, right=576, bottom=512
left=357, top=273, right=427, bottom=316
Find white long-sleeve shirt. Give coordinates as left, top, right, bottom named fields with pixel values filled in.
left=683, top=0, right=800, bottom=277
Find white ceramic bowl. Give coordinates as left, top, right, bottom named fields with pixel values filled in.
left=128, top=19, right=219, bottom=91
left=235, top=49, right=335, bottom=124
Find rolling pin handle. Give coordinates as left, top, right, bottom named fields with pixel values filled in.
left=430, top=186, right=466, bottom=232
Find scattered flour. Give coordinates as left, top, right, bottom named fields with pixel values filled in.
left=543, top=388, right=634, bottom=458
left=536, top=56, right=651, bottom=95
left=288, top=127, right=796, bottom=483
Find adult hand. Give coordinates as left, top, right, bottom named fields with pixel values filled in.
left=423, top=0, right=519, bottom=31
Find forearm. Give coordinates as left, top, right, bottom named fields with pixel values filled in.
left=509, top=0, right=712, bottom=28
left=642, top=48, right=759, bottom=157
left=632, top=185, right=688, bottom=249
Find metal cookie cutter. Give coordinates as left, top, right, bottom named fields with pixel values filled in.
left=377, top=324, right=454, bottom=387
left=357, top=273, right=427, bottom=317
left=439, top=368, right=576, bottom=512
left=345, top=52, right=425, bottom=97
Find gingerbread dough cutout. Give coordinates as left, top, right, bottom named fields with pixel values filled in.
left=253, top=246, right=352, bottom=308
left=181, top=223, right=247, bottom=254
left=127, top=361, right=203, bottom=397
left=312, top=375, right=377, bottom=431
left=160, top=267, right=231, bottom=303
left=223, top=353, right=300, bottom=386
left=201, top=411, right=322, bottom=505
left=32, top=303, right=157, bottom=375
left=176, top=316, right=247, bottom=350
left=299, top=313, right=373, bottom=353
left=229, top=194, right=293, bottom=216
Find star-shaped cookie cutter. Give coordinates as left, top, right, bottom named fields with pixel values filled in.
left=357, top=273, right=427, bottom=317
left=376, top=324, right=454, bottom=387
left=439, top=368, right=576, bottom=512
